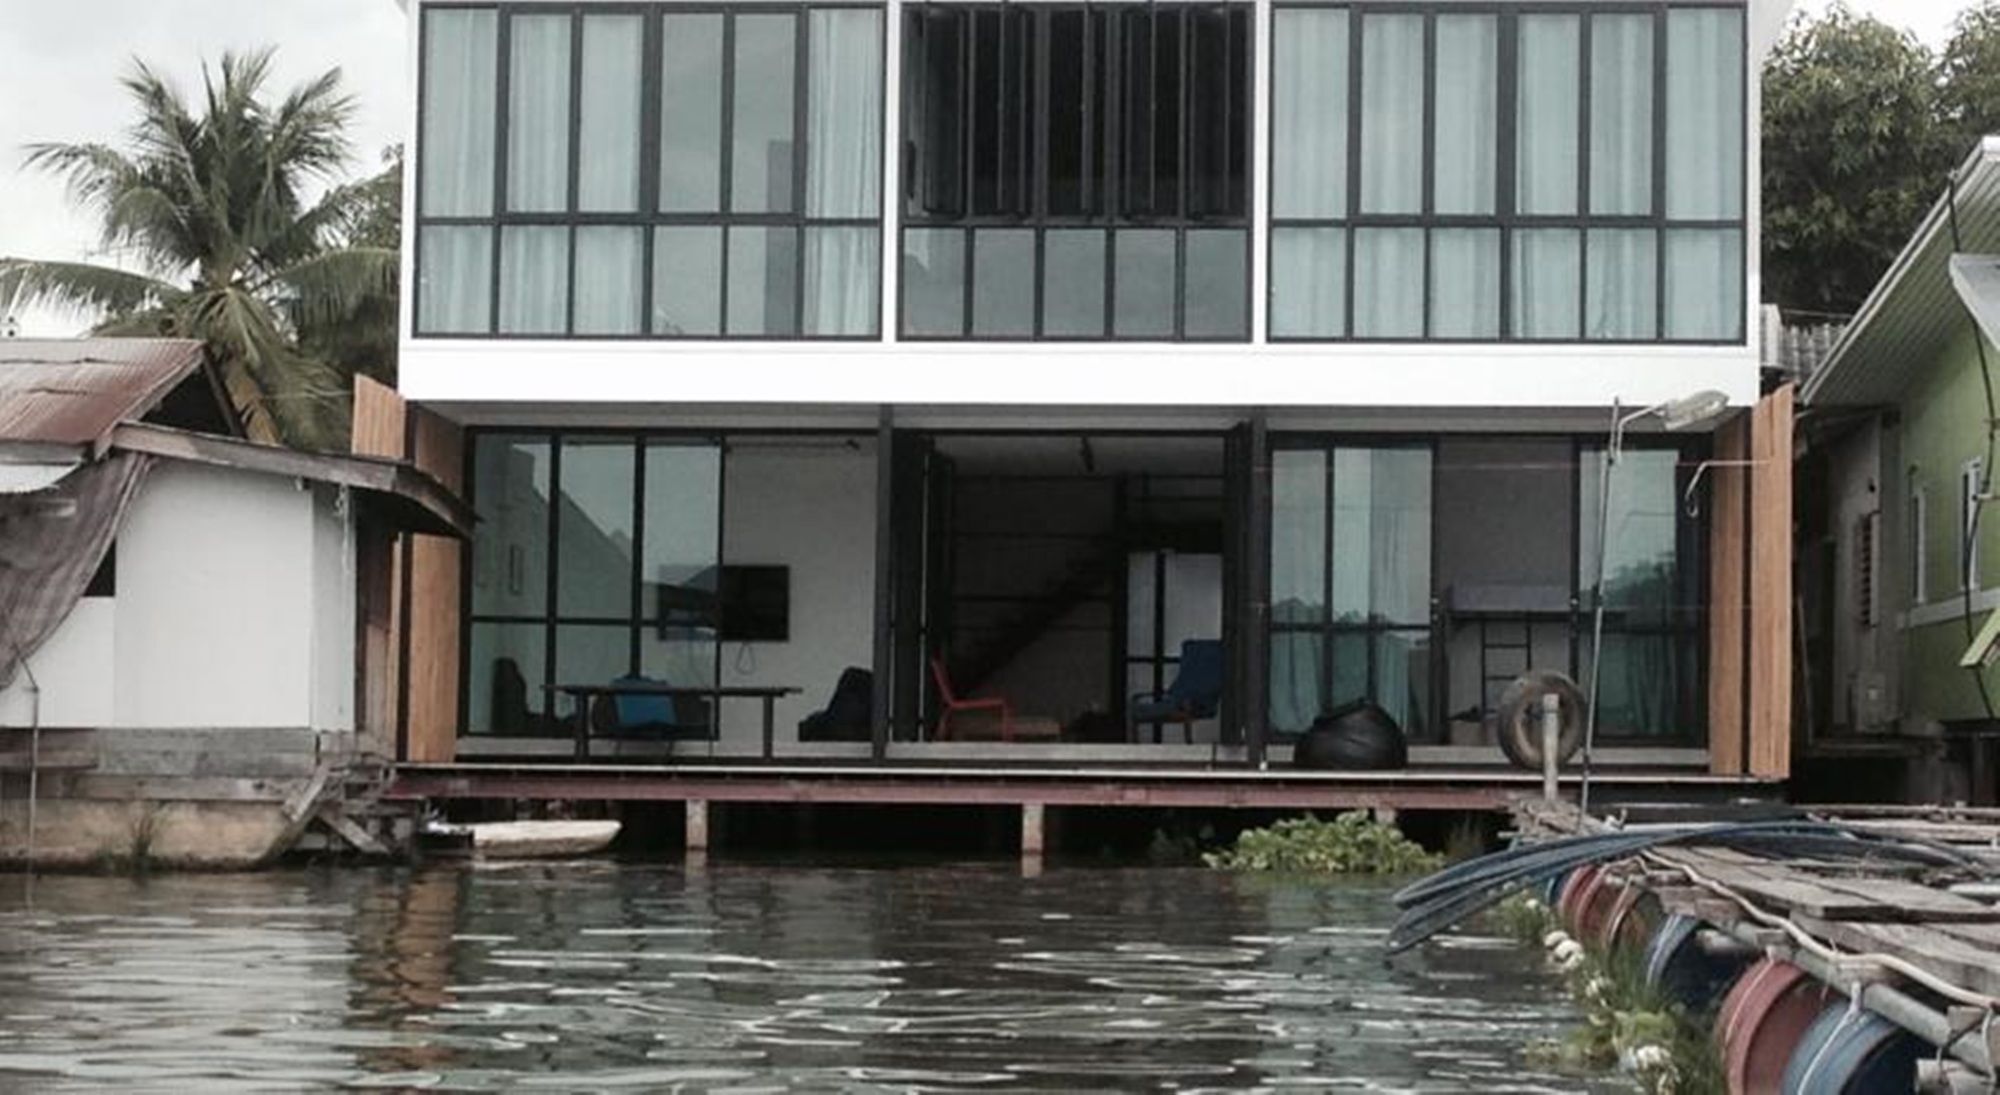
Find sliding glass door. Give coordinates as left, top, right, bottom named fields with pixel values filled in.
left=1268, top=444, right=1434, bottom=740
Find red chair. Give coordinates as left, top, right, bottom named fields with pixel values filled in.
left=929, top=656, right=1014, bottom=741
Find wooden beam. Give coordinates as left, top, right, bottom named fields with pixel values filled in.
left=404, top=407, right=464, bottom=765
left=1749, top=384, right=1796, bottom=779
left=351, top=375, right=407, bottom=460
left=1708, top=414, right=1749, bottom=776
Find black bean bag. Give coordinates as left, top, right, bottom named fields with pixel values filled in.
left=799, top=666, right=873, bottom=742
left=1295, top=700, right=1409, bottom=770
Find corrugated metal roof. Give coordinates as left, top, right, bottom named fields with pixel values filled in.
left=1804, top=138, right=2000, bottom=407
left=0, top=338, right=206, bottom=449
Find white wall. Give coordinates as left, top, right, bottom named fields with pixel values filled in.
left=715, top=441, right=878, bottom=744
left=310, top=483, right=358, bottom=733
left=0, top=598, right=114, bottom=728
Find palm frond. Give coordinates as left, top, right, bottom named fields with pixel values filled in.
left=0, top=258, right=179, bottom=320
left=261, top=246, right=397, bottom=327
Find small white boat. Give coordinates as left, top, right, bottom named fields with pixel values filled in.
left=450, top=819, right=622, bottom=859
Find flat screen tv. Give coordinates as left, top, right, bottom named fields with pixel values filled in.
left=718, top=565, right=790, bottom=642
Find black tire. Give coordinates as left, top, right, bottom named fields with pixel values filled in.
left=1495, top=670, right=1587, bottom=770
left=1295, top=700, right=1410, bottom=771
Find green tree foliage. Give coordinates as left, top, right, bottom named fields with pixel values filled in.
left=1762, top=4, right=1958, bottom=317
left=1942, top=3, right=2000, bottom=144
left=0, top=51, right=395, bottom=448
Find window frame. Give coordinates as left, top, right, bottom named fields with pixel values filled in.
left=1964, top=458, right=1985, bottom=594
left=1911, top=479, right=1929, bottom=606
left=1264, top=0, right=1749, bottom=346
left=894, top=2, right=1255, bottom=343
left=412, top=1, right=888, bottom=341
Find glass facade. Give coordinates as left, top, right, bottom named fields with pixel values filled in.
left=416, top=4, right=885, bottom=338
left=1269, top=4, right=1747, bottom=343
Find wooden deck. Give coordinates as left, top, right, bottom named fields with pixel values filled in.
left=389, top=761, right=1776, bottom=812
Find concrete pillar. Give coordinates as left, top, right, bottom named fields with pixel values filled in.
left=1371, top=806, right=1399, bottom=828
left=1020, top=802, right=1045, bottom=858
left=686, top=799, right=709, bottom=854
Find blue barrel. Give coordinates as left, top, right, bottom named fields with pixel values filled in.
left=1780, top=1004, right=1922, bottom=1094
left=1642, top=914, right=1752, bottom=1012
left=1541, top=867, right=1572, bottom=907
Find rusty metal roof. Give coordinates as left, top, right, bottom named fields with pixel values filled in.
left=0, top=338, right=206, bottom=451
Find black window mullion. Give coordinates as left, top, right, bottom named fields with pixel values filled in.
left=629, top=438, right=646, bottom=674
left=564, top=11, right=582, bottom=336
left=1177, top=6, right=1191, bottom=223
left=543, top=435, right=564, bottom=728
left=1105, top=10, right=1121, bottom=222
left=1082, top=10, right=1096, bottom=216
left=1498, top=11, right=1518, bottom=340
left=1343, top=10, right=1362, bottom=339
left=1320, top=448, right=1336, bottom=714
left=1034, top=10, right=1051, bottom=219
left=489, top=12, right=513, bottom=334
left=718, top=13, right=736, bottom=334
left=1653, top=4, right=1670, bottom=339
left=639, top=10, right=661, bottom=336
left=793, top=9, right=809, bottom=332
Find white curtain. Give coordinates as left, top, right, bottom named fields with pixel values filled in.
left=1359, top=14, right=1424, bottom=215
left=574, top=227, right=642, bottom=335
left=506, top=14, right=571, bottom=213
left=498, top=225, right=568, bottom=334
left=1353, top=228, right=1425, bottom=338
left=578, top=15, right=642, bottom=212
left=1590, top=15, right=1654, bottom=216
left=420, top=10, right=496, bottom=216
left=1586, top=228, right=1656, bottom=340
left=1272, top=228, right=1347, bottom=338
left=1429, top=229, right=1500, bottom=338
left=1433, top=15, right=1497, bottom=216
left=1516, top=15, right=1580, bottom=216
left=418, top=225, right=491, bottom=334
left=732, top=15, right=797, bottom=214
left=1272, top=10, right=1348, bottom=218
left=806, top=9, right=883, bottom=218
left=1665, top=229, right=1743, bottom=340
left=1512, top=228, right=1581, bottom=339
left=1333, top=449, right=1431, bottom=627
left=1269, top=451, right=1328, bottom=732
left=1666, top=9, right=1744, bottom=219
left=803, top=227, right=880, bottom=336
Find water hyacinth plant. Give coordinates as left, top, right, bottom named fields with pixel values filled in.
left=1204, top=812, right=1443, bottom=874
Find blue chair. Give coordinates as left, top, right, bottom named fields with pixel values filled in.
left=1129, top=639, right=1225, bottom=743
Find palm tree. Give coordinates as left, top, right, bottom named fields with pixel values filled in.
left=0, top=50, right=396, bottom=448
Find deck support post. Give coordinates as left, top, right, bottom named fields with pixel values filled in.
left=1021, top=802, right=1045, bottom=861
left=686, top=799, right=709, bottom=855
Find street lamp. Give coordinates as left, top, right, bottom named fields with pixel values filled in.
left=1580, top=390, right=1729, bottom=814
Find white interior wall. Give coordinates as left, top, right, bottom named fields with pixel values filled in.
left=716, top=441, right=878, bottom=744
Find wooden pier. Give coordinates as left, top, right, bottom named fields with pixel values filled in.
left=1517, top=800, right=2000, bottom=1091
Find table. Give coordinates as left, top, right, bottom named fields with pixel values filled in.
left=545, top=683, right=801, bottom=760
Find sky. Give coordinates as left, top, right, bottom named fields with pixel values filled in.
left=0, top=0, right=1978, bottom=336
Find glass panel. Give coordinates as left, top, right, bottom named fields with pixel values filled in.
left=1666, top=8, right=1744, bottom=219
left=1271, top=450, right=1327, bottom=626
left=660, top=14, right=725, bottom=213
left=1272, top=9, right=1348, bottom=218
left=573, top=226, right=642, bottom=335
left=1433, top=14, right=1498, bottom=216
left=638, top=631, right=719, bottom=727
left=971, top=228, right=1034, bottom=337
left=1113, top=229, right=1176, bottom=338
left=1271, top=228, right=1346, bottom=338
left=642, top=443, right=722, bottom=627
left=498, top=225, right=568, bottom=335
left=1373, top=630, right=1431, bottom=736
left=1579, top=631, right=1687, bottom=739
left=1042, top=229, right=1107, bottom=338
left=1183, top=230, right=1248, bottom=339
left=652, top=226, right=723, bottom=337
left=1665, top=228, right=1743, bottom=341
left=420, top=9, right=497, bottom=217
left=1586, top=228, right=1657, bottom=340
left=806, top=9, right=883, bottom=218
left=1512, top=228, right=1581, bottom=339
left=553, top=624, right=634, bottom=723
left=902, top=228, right=965, bottom=337
left=556, top=438, right=636, bottom=619
left=1578, top=448, right=1680, bottom=619
left=417, top=225, right=492, bottom=334
left=1268, top=631, right=1326, bottom=735
left=1590, top=14, right=1654, bottom=216
left=1127, top=552, right=1158, bottom=656
left=726, top=225, right=800, bottom=336
left=467, top=623, right=547, bottom=735
left=1332, top=447, right=1432, bottom=626
left=578, top=14, right=642, bottom=212
left=1352, top=228, right=1424, bottom=339
left=506, top=13, right=571, bottom=213
left=1429, top=228, right=1500, bottom=339
left=470, top=435, right=551, bottom=617
left=803, top=226, right=880, bottom=337
left=1359, top=14, right=1424, bottom=215
left=1517, top=15, right=1580, bottom=216
left=733, top=13, right=798, bottom=214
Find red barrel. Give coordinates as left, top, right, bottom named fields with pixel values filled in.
left=1558, top=865, right=1603, bottom=932
left=1600, top=884, right=1663, bottom=955
left=1715, top=957, right=1836, bottom=1095
left=1576, top=873, right=1626, bottom=945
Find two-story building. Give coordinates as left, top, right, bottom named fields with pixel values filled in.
left=387, top=0, right=1798, bottom=801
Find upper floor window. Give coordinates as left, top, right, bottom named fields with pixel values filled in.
left=899, top=4, right=1252, bottom=341
left=1269, top=4, right=1746, bottom=343
left=415, top=4, right=884, bottom=339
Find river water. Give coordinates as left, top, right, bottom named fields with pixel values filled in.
left=0, top=862, right=1627, bottom=1092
